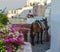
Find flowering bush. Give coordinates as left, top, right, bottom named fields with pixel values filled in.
left=0, top=40, right=6, bottom=52
left=0, top=25, right=24, bottom=52
left=0, top=13, right=9, bottom=25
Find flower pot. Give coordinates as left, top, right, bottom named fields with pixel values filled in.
left=16, top=45, right=24, bottom=52
left=16, top=49, right=24, bottom=52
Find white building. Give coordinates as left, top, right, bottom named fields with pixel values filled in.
left=8, top=4, right=51, bottom=24
left=7, top=6, right=33, bottom=18
left=33, top=4, right=47, bottom=17
left=7, top=0, right=51, bottom=25
left=27, top=0, right=51, bottom=6
left=7, top=0, right=51, bottom=18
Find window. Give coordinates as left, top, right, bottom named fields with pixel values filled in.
left=8, top=10, right=13, bottom=14
left=30, top=3, right=33, bottom=6
left=14, top=10, right=16, bottom=14
left=16, top=10, right=18, bottom=14
left=29, top=10, right=31, bottom=13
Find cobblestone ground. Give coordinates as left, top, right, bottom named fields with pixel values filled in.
left=32, top=42, right=50, bottom=52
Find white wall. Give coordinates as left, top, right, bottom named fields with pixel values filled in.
left=51, top=0, right=60, bottom=52
left=27, top=0, right=51, bottom=4
left=46, top=0, right=60, bottom=52
left=8, top=18, right=27, bottom=24
left=8, top=17, right=43, bottom=24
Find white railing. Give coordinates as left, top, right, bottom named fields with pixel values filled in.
left=8, top=18, right=27, bottom=24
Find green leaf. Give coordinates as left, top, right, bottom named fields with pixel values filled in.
left=0, top=13, right=9, bottom=25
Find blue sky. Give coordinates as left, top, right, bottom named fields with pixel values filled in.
left=0, top=0, right=26, bottom=10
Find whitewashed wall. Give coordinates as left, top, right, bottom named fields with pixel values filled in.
left=46, top=0, right=60, bottom=52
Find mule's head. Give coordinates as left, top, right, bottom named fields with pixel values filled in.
left=42, top=18, right=48, bottom=26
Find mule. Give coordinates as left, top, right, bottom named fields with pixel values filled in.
left=42, top=18, right=49, bottom=41
left=30, top=21, right=43, bottom=45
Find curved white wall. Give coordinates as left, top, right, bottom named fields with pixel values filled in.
left=46, top=0, right=60, bottom=52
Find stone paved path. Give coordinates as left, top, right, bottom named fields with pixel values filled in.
left=32, top=42, right=50, bottom=52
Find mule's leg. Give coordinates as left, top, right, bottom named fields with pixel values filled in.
left=40, top=32, right=43, bottom=44
left=46, top=30, right=49, bottom=41
left=31, top=34, right=35, bottom=45
left=36, top=32, right=39, bottom=44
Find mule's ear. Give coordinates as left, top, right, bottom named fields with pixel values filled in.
left=42, top=18, right=44, bottom=20
left=42, top=18, right=45, bottom=21
left=45, top=18, right=47, bottom=20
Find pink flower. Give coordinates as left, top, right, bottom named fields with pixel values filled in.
left=10, top=28, right=15, bottom=33
left=4, top=39, right=10, bottom=43
left=9, top=34, right=13, bottom=38
left=2, top=33, right=6, bottom=36
left=8, top=38, right=14, bottom=43
left=6, top=46, right=13, bottom=52
left=15, top=38, right=24, bottom=45
left=4, top=38, right=14, bottom=43
left=11, top=25, right=16, bottom=30
left=18, top=34, right=24, bottom=38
